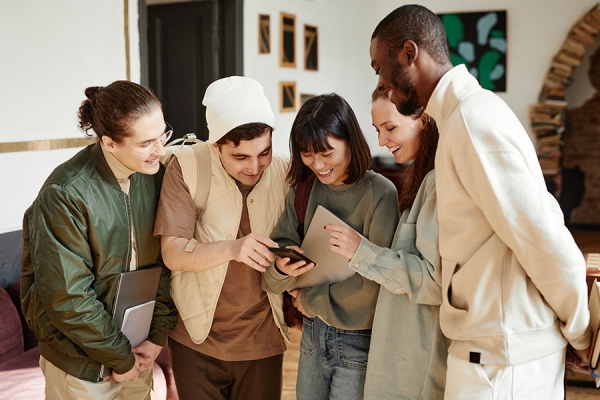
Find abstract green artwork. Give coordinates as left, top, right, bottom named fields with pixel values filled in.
left=439, top=10, right=507, bottom=92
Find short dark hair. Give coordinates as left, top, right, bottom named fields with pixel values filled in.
left=371, top=88, right=438, bottom=211
left=372, top=4, right=450, bottom=65
left=287, top=93, right=371, bottom=187
left=216, top=123, right=273, bottom=147
left=78, top=80, right=161, bottom=143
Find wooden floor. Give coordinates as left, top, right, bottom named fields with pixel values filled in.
left=280, top=229, right=600, bottom=399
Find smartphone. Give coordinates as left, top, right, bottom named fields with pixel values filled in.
left=268, top=248, right=315, bottom=265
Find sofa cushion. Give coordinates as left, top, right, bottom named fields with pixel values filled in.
left=0, top=287, right=24, bottom=364
left=0, top=347, right=44, bottom=399
left=6, top=279, right=38, bottom=351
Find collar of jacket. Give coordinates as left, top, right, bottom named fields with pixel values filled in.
left=425, top=64, right=480, bottom=131
left=90, top=142, right=124, bottom=192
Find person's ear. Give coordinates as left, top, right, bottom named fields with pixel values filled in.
left=211, top=142, right=220, bottom=155
left=102, top=136, right=117, bottom=153
left=403, top=40, right=418, bottom=66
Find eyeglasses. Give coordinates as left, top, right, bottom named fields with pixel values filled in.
left=126, top=122, right=173, bottom=154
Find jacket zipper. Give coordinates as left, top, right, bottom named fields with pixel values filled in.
left=123, top=181, right=137, bottom=271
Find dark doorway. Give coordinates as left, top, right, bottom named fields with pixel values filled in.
left=143, top=0, right=243, bottom=141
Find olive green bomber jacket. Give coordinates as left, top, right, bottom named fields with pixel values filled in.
left=20, top=143, right=177, bottom=382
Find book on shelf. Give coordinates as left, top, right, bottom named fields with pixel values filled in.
left=536, top=127, right=563, bottom=138
left=588, top=278, right=600, bottom=387
left=542, top=98, right=568, bottom=108
left=555, top=51, right=583, bottom=68
left=541, top=168, right=560, bottom=176
left=550, top=60, right=573, bottom=75
left=579, top=19, right=600, bottom=35
left=545, top=72, right=572, bottom=86
left=542, top=85, right=567, bottom=98
left=561, top=38, right=588, bottom=57
left=532, top=126, right=561, bottom=136
left=537, top=133, right=562, bottom=145
left=570, top=27, right=596, bottom=46
left=539, top=158, right=559, bottom=169
left=585, top=4, right=600, bottom=28
left=537, top=150, right=561, bottom=159
left=530, top=102, right=567, bottom=115
left=586, top=253, right=600, bottom=271
left=538, top=143, right=561, bottom=153
left=587, top=6, right=600, bottom=29
left=531, top=113, right=562, bottom=126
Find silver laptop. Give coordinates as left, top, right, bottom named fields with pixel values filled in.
left=292, top=205, right=358, bottom=289
left=99, top=266, right=162, bottom=379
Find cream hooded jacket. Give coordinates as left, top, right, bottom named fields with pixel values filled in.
left=428, top=65, right=590, bottom=366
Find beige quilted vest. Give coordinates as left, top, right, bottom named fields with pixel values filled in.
left=169, top=142, right=290, bottom=344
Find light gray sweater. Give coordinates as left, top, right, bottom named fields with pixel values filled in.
left=350, top=170, right=449, bottom=400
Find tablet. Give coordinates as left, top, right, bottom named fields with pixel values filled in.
left=292, top=205, right=358, bottom=289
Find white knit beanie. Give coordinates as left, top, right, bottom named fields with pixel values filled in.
left=203, top=76, right=276, bottom=143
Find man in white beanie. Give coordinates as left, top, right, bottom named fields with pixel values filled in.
left=153, top=76, right=290, bottom=399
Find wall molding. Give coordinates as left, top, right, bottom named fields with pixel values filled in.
left=0, top=138, right=95, bottom=154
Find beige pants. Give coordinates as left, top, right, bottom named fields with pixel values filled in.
left=444, top=347, right=565, bottom=400
left=40, top=356, right=153, bottom=400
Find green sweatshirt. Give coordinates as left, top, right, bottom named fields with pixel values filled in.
left=262, top=170, right=399, bottom=330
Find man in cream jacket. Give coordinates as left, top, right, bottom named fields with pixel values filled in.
left=369, top=5, right=592, bottom=399
left=154, top=76, right=289, bottom=400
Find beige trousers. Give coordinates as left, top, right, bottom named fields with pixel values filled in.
left=444, top=347, right=565, bottom=400
left=40, top=356, right=153, bottom=400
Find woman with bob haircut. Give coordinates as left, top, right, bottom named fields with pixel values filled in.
left=262, top=93, right=399, bottom=400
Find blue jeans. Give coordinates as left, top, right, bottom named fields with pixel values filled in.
left=296, top=316, right=371, bottom=400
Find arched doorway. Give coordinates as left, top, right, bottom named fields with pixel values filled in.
left=530, top=3, right=600, bottom=202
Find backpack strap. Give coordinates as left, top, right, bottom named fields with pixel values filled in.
left=294, top=174, right=317, bottom=240
left=175, top=141, right=212, bottom=214
left=191, top=141, right=211, bottom=214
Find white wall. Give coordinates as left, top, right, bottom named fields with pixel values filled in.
left=2, top=0, right=599, bottom=233
left=244, top=0, right=600, bottom=157
left=244, top=0, right=380, bottom=156
left=0, top=0, right=138, bottom=233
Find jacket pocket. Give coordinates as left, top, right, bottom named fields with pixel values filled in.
left=24, top=290, right=58, bottom=342
left=440, top=234, right=507, bottom=338
left=300, top=317, right=314, bottom=357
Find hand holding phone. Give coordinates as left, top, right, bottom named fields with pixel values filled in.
left=269, top=247, right=317, bottom=276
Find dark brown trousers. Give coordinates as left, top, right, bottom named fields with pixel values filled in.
left=169, top=338, right=283, bottom=400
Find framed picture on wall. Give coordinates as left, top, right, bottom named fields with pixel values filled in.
left=300, top=93, right=316, bottom=105
left=304, top=24, right=318, bottom=71
left=280, top=81, right=296, bottom=112
left=438, top=10, right=507, bottom=92
left=259, top=14, right=270, bottom=54
left=280, top=12, right=296, bottom=67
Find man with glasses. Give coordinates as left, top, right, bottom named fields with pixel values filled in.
left=153, top=76, right=290, bottom=400
left=21, top=80, right=177, bottom=399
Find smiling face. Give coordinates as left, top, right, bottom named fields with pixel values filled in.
left=213, top=130, right=273, bottom=186
left=300, top=135, right=350, bottom=186
left=372, top=97, right=422, bottom=164
left=102, top=107, right=166, bottom=175
left=370, top=38, right=421, bottom=117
